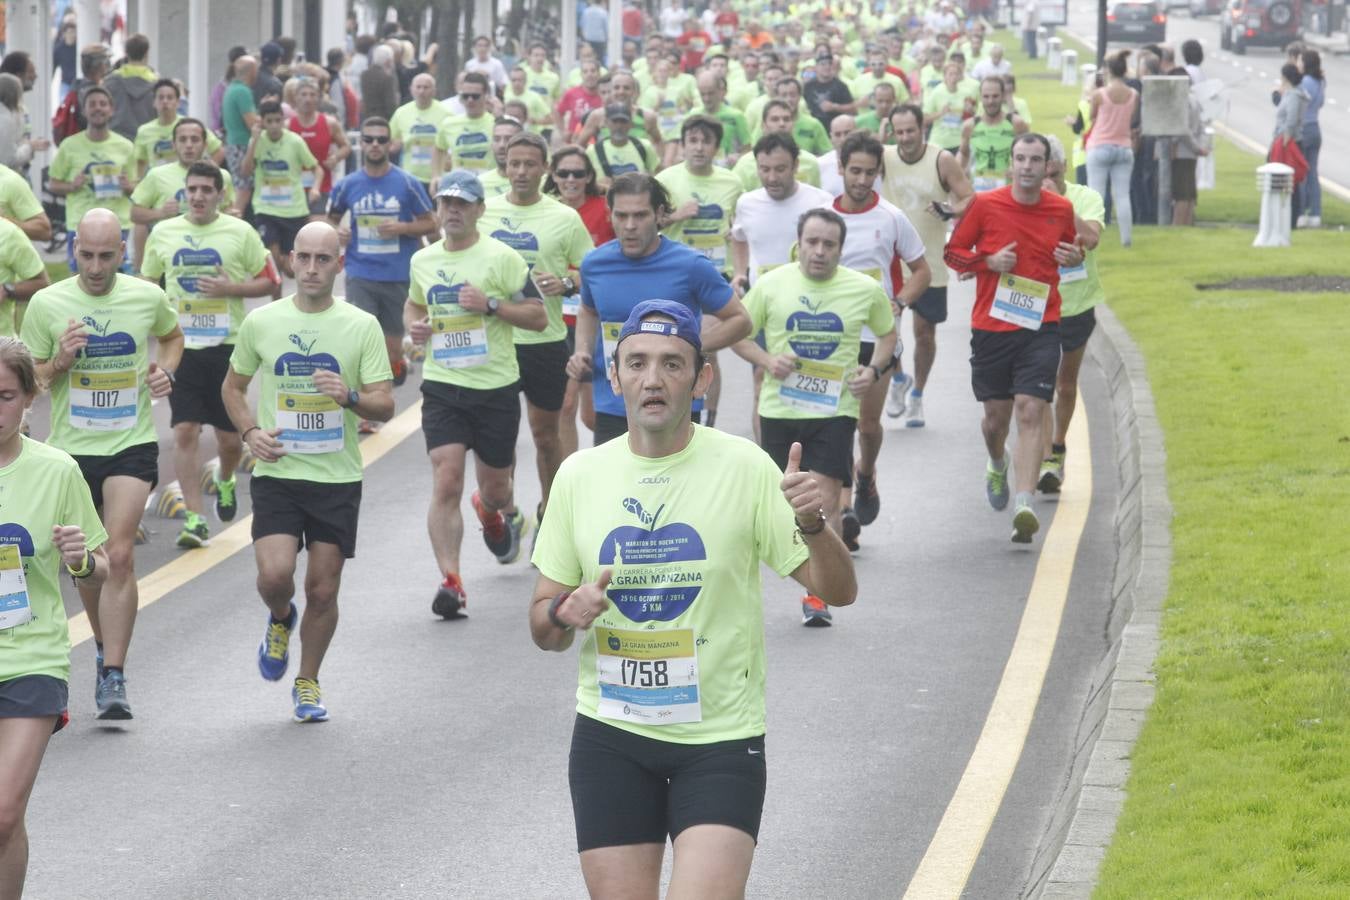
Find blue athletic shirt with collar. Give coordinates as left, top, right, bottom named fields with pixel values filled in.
left=327, top=165, right=434, bottom=282
left=580, top=235, right=733, bottom=418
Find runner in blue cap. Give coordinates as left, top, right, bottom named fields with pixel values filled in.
left=530, top=298, right=856, bottom=899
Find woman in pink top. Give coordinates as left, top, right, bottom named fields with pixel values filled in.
left=1086, top=51, right=1139, bottom=247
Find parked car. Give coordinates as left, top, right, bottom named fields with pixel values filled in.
left=1220, top=0, right=1302, bottom=52
left=1107, top=0, right=1169, bottom=42
left=1189, top=0, right=1226, bottom=15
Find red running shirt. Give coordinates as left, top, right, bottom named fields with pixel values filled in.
left=289, top=112, right=335, bottom=193
left=944, top=186, right=1078, bottom=332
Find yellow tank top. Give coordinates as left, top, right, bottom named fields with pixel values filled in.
left=880, top=143, right=950, bottom=287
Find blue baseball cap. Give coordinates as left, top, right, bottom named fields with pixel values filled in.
left=435, top=169, right=485, bottom=203
left=617, top=300, right=703, bottom=354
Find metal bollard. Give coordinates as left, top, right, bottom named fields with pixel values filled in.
left=1047, top=36, right=1062, bottom=70
left=1253, top=163, right=1295, bottom=247
left=1037, top=27, right=1049, bottom=57
left=1061, top=49, right=1079, bottom=85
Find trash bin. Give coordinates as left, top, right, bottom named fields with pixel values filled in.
left=1062, top=49, right=1079, bottom=85
left=1254, top=162, right=1295, bottom=247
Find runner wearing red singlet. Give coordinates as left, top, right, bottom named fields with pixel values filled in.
left=943, top=133, right=1083, bottom=544
left=288, top=78, right=349, bottom=214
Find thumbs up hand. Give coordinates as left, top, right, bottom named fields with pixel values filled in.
left=780, top=442, right=823, bottom=528
left=557, top=569, right=613, bottom=630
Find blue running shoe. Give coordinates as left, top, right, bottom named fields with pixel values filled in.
left=95, top=670, right=132, bottom=720
left=801, top=594, right=834, bottom=627
left=292, top=678, right=328, bottom=722
left=258, top=604, right=297, bottom=682
left=986, top=459, right=1010, bottom=511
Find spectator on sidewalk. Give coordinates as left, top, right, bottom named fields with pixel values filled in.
left=361, top=43, right=400, bottom=122
left=1294, top=49, right=1324, bottom=228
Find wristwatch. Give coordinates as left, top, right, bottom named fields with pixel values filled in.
left=1, top=283, right=15, bottom=301
left=561, top=275, right=576, bottom=293
left=345, top=388, right=360, bottom=408
left=485, top=297, right=500, bottom=316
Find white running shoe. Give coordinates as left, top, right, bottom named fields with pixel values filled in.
left=886, top=372, right=914, bottom=418
left=904, top=394, right=925, bottom=428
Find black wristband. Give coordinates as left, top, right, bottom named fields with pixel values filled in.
left=241, top=425, right=259, bottom=441
left=547, top=591, right=573, bottom=631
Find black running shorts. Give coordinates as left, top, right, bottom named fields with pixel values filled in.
left=0, top=675, right=69, bottom=733
left=515, top=340, right=570, bottom=412
left=1058, top=308, right=1097, bottom=354
left=969, top=325, right=1061, bottom=402
left=420, top=380, right=520, bottom=469
left=250, top=475, right=362, bottom=558
left=71, top=442, right=159, bottom=509
left=759, top=415, right=857, bottom=486
left=568, top=713, right=767, bottom=852
left=168, top=344, right=237, bottom=431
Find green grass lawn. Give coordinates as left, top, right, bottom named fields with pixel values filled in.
left=995, top=30, right=1350, bottom=898
left=1002, top=32, right=1350, bottom=227
left=1089, top=227, right=1350, bottom=898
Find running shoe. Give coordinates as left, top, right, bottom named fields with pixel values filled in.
left=176, top=511, right=210, bottom=549
left=257, top=604, right=297, bottom=681
left=472, top=490, right=525, bottom=562
left=801, top=594, right=833, bottom=627
left=497, top=509, right=531, bottom=565
left=986, top=459, right=1010, bottom=511
left=1038, top=453, right=1065, bottom=494
left=292, top=678, right=328, bottom=723
left=886, top=372, right=914, bottom=418
left=215, top=472, right=238, bottom=521
left=432, top=573, right=467, bottom=619
left=95, top=670, right=132, bottom=720
left=392, top=358, right=409, bottom=387
left=904, top=394, right=926, bottom=428
left=853, top=472, right=880, bottom=526
left=1012, top=502, right=1041, bottom=544
left=404, top=337, right=426, bottom=363
left=841, top=506, right=861, bottom=551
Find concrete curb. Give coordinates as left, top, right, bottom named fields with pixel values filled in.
left=1025, top=304, right=1173, bottom=898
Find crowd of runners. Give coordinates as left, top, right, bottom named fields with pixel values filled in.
left=0, top=2, right=1116, bottom=896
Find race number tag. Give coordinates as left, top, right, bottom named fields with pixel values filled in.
left=356, top=214, right=399, bottom=255
left=561, top=294, right=581, bottom=318
left=941, top=112, right=962, bottom=129
left=601, top=321, right=624, bottom=369
left=260, top=176, right=291, bottom=208
left=1058, top=262, right=1088, bottom=284
left=301, top=169, right=316, bottom=190
left=779, top=358, right=845, bottom=415
left=275, top=379, right=344, bottom=454
left=429, top=307, right=489, bottom=368
left=0, top=544, right=32, bottom=630
left=409, top=141, right=434, bottom=170
left=689, top=232, right=727, bottom=269
left=179, top=298, right=230, bottom=348
left=595, top=626, right=701, bottom=725
left=90, top=163, right=121, bottom=200
left=990, top=274, right=1050, bottom=331
left=69, top=368, right=137, bottom=431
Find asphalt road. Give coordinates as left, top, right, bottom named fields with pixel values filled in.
left=1067, top=2, right=1349, bottom=193
left=24, top=276, right=1120, bottom=899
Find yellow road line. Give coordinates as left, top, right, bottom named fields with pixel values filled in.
left=902, top=407, right=1093, bottom=899
left=67, top=400, right=425, bottom=647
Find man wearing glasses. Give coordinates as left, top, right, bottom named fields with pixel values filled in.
left=327, top=117, right=438, bottom=425
left=436, top=72, right=496, bottom=174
